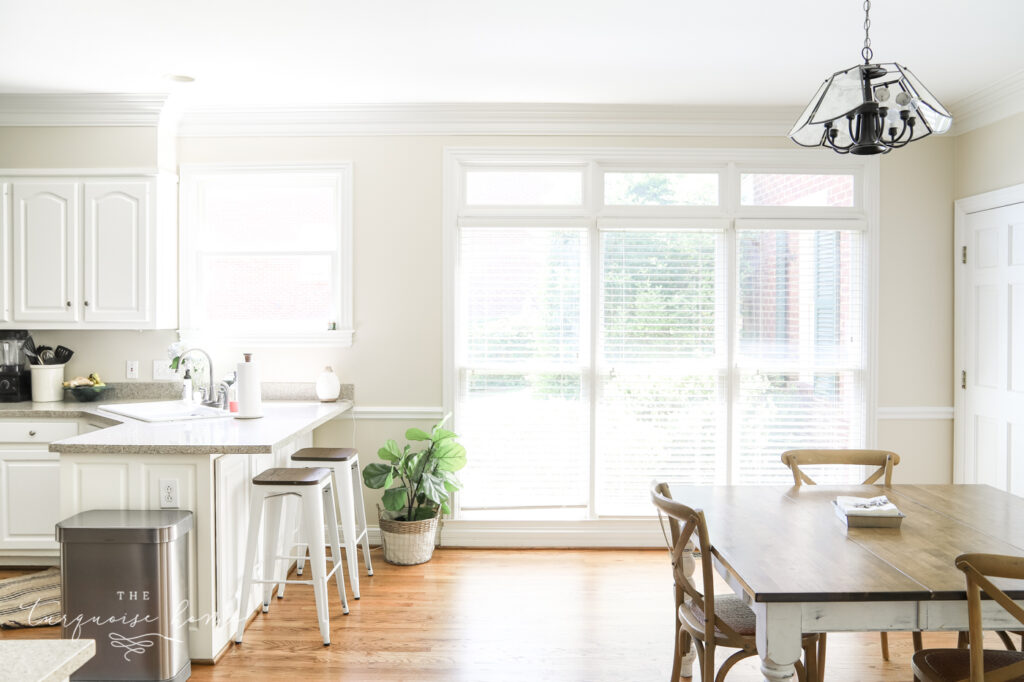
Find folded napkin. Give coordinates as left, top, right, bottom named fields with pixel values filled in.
left=834, top=495, right=902, bottom=517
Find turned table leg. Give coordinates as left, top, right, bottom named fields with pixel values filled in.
left=755, top=602, right=803, bottom=682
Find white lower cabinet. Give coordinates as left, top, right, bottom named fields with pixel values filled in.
left=0, top=420, right=79, bottom=557
left=57, top=430, right=312, bottom=662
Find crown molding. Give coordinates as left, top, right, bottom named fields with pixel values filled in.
left=0, top=93, right=168, bottom=126
left=177, top=103, right=803, bottom=138
left=949, top=69, right=1024, bottom=135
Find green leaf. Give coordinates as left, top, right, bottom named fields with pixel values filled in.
left=362, top=462, right=394, bottom=489
left=403, top=451, right=425, bottom=480
left=431, top=428, right=457, bottom=443
left=411, top=505, right=437, bottom=521
left=441, top=501, right=451, bottom=515
left=382, top=486, right=408, bottom=512
left=443, top=476, right=461, bottom=493
left=378, top=439, right=402, bottom=462
left=405, top=427, right=431, bottom=441
left=384, top=470, right=394, bottom=489
left=169, top=357, right=179, bottom=371
left=419, top=472, right=447, bottom=505
left=434, top=441, right=467, bottom=472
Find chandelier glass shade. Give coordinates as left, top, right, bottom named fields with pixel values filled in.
left=789, top=1, right=952, bottom=155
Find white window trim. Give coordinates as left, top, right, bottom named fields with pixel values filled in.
left=443, top=147, right=880, bottom=537
left=178, top=163, right=354, bottom=347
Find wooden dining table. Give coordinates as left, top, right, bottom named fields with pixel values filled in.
left=668, top=483, right=1024, bottom=682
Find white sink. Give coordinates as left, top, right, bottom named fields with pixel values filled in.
left=99, top=401, right=229, bottom=423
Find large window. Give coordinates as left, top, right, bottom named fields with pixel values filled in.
left=180, top=164, right=353, bottom=345
left=448, top=151, right=876, bottom=518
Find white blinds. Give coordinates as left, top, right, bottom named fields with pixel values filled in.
left=596, top=230, right=726, bottom=515
left=734, top=228, right=866, bottom=484
left=455, top=220, right=869, bottom=517
left=458, top=227, right=590, bottom=514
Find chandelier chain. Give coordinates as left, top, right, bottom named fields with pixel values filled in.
left=861, top=0, right=873, bottom=63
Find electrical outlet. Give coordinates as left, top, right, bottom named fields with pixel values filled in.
left=159, top=479, right=179, bottom=509
left=126, top=360, right=140, bottom=380
left=153, top=360, right=180, bottom=381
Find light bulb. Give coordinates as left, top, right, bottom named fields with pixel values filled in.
left=895, top=91, right=912, bottom=107
left=873, top=85, right=891, bottom=102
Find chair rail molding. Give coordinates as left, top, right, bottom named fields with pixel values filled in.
left=876, top=406, right=955, bottom=420
left=350, top=406, right=446, bottom=421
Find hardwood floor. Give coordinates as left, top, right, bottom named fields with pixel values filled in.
left=0, top=549, right=980, bottom=681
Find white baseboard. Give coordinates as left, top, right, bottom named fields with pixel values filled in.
left=364, top=519, right=664, bottom=549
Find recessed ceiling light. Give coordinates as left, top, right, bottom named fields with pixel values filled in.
left=164, top=74, right=195, bottom=84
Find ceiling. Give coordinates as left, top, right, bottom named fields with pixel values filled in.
left=0, top=0, right=1021, bottom=110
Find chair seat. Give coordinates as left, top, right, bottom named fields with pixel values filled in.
left=685, top=594, right=756, bottom=636
left=253, top=467, right=331, bottom=486
left=912, top=648, right=1024, bottom=682
left=292, top=447, right=359, bottom=462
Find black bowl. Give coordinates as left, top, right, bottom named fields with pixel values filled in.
left=66, top=385, right=110, bottom=402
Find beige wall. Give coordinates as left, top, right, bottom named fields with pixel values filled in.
left=0, top=125, right=964, bottom=489
left=954, top=113, right=1024, bottom=199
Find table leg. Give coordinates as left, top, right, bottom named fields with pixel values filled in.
left=755, top=602, right=803, bottom=682
left=678, top=540, right=696, bottom=678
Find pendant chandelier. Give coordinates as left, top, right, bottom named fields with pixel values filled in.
left=789, top=0, right=952, bottom=155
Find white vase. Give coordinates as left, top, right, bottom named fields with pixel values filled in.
left=316, top=366, right=341, bottom=402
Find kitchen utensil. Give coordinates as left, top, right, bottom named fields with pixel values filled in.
left=54, top=345, right=74, bottom=364
left=36, top=345, right=55, bottom=364
left=22, top=347, right=40, bottom=365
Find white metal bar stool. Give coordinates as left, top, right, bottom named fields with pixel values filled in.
left=235, top=466, right=348, bottom=647
left=280, top=447, right=374, bottom=601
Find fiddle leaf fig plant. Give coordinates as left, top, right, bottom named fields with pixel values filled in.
left=362, top=415, right=467, bottom=522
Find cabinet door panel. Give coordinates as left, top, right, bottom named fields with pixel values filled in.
left=0, top=451, right=60, bottom=550
left=83, top=181, right=151, bottom=323
left=12, top=182, right=79, bottom=322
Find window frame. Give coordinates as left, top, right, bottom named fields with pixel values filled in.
left=444, top=147, right=880, bottom=519
left=178, top=163, right=354, bottom=346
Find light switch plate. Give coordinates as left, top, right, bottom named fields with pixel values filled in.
left=126, top=360, right=139, bottom=380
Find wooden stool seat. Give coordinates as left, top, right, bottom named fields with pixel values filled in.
left=292, top=447, right=359, bottom=462
left=253, top=467, right=330, bottom=486
left=912, top=648, right=1024, bottom=681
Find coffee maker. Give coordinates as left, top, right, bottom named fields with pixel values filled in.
left=0, top=331, right=31, bottom=402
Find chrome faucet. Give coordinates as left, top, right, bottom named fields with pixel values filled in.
left=178, top=348, right=221, bottom=408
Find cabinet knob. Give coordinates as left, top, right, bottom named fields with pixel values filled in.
left=28, top=430, right=36, bottom=437
left=84, top=301, right=89, bottom=307
left=66, top=301, right=71, bottom=307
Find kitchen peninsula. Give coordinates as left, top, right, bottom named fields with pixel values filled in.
left=0, top=399, right=352, bottom=662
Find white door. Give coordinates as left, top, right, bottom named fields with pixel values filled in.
left=83, top=181, right=151, bottom=323
left=0, top=450, right=60, bottom=550
left=958, top=198, right=1024, bottom=494
left=12, top=182, right=80, bottom=323
left=0, top=183, right=9, bottom=322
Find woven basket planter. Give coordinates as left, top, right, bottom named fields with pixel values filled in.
left=377, top=506, right=440, bottom=565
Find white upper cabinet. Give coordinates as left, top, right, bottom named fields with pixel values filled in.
left=0, top=172, right=177, bottom=330
left=83, top=181, right=150, bottom=324
left=0, top=183, right=9, bottom=322
left=12, top=182, right=80, bottom=323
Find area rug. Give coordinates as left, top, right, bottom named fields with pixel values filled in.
left=0, top=568, right=61, bottom=628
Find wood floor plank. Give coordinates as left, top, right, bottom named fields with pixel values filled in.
left=0, top=549, right=987, bottom=681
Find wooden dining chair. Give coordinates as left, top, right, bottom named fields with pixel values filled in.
left=780, top=448, right=910, bottom=677
left=781, top=449, right=901, bottom=487
left=912, top=553, right=1024, bottom=681
left=651, top=481, right=820, bottom=682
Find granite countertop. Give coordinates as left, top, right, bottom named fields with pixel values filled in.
left=0, top=639, right=95, bottom=682
left=0, top=399, right=352, bottom=455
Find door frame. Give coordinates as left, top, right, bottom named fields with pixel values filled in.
left=953, top=183, right=1024, bottom=482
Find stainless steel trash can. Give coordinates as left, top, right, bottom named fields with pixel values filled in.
left=57, top=510, right=193, bottom=682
